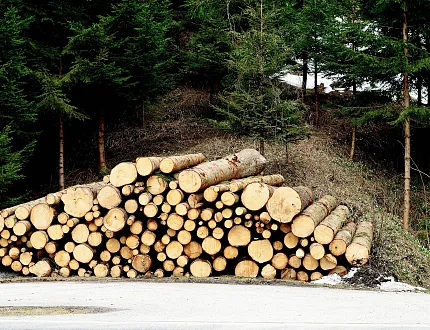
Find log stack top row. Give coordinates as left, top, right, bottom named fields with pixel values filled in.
left=0, top=149, right=373, bottom=280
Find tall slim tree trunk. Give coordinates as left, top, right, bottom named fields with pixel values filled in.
left=98, top=110, right=107, bottom=173
left=302, top=54, right=308, bottom=102
left=402, top=1, right=411, bottom=231
left=349, top=80, right=357, bottom=161
left=58, top=114, right=65, bottom=190
left=314, top=59, right=319, bottom=126
left=258, top=0, right=265, bottom=156
left=58, top=58, right=65, bottom=190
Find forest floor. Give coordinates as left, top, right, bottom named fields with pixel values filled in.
left=32, top=86, right=430, bottom=289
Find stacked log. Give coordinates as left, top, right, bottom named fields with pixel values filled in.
left=0, top=149, right=373, bottom=281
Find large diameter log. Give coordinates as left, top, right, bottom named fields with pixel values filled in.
left=229, top=174, right=285, bottom=193
left=184, top=241, right=202, bottom=259
left=178, top=149, right=266, bottom=193
left=29, top=260, right=52, bottom=277
left=71, top=224, right=90, bottom=244
left=30, top=231, right=49, bottom=250
left=235, top=259, right=259, bottom=277
left=54, top=251, right=70, bottom=267
left=345, top=221, right=373, bottom=266
left=248, top=239, right=273, bottom=263
left=132, top=254, right=152, bottom=273
left=30, top=204, right=55, bottom=230
left=61, top=187, right=94, bottom=218
left=94, top=264, right=109, bottom=278
left=97, top=186, right=122, bottom=210
left=292, top=195, right=337, bottom=238
left=159, top=153, right=206, bottom=173
left=190, top=258, right=212, bottom=278
left=136, top=156, right=163, bottom=176
left=227, top=225, right=251, bottom=247
left=314, top=205, right=349, bottom=245
left=329, top=221, right=357, bottom=256
left=109, top=162, right=137, bottom=187
left=241, top=183, right=275, bottom=211
left=103, top=208, right=127, bottom=232
left=166, top=241, right=184, bottom=259
left=267, top=186, right=313, bottom=223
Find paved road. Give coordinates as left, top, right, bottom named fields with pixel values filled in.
left=0, top=281, right=428, bottom=329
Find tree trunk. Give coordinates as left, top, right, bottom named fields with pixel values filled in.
left=59, top=114, right=65, bottom=190
left=349, top=126, right=356, bottom=161
left=402, top=1, right=410, bottom=231
left=97, top=110, right=107, bottom=173
left=314, top=59, right=319, bottom=126
left=259, top=138, right=265, bottom=157
left=302, top=54, right=308, bottom=102
left=160, top=153, right=206, bottom=174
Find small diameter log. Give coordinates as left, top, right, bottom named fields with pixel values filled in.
left=203, top=183, right=231, bottom=202
left=177, top=230, right=192, bottom=245
left=58, top=267, right=71, bottom=278
left=167, top=214, right=184, bottom=231
left=178, top=149, right=266, bottom=193
left=309, top=243, right=325, bottom=260
left=329, top=265, right=348, bottom=276
left=173, top=267, right=184, bottom=277
left=190, top=258, right=212, bottom=278
left=241, top=183, right=276, bottom=211
left=30, top=204, right=55, bottom=230
left=71, top=224, right=90, bottom=244
left=169, top=181, right=179, bottom=190
left=109, top=162, right=137, bottom=187
left=97, top=186, right=122, bottom=210
left=202, top=236, right=221, bottom=255
left=345, top=221, right=373, bottom=266
left=45, top=241, right=57, bottom=254
left=284, top=232, right=299, bottom=249
left=166, top=189, right=184, bottom=206
left=188, top=193, right=204, bottom=208
left=159, top=153, right=206, bottom=173
left=110, top=265, right=123, bottom=278
left=130, top=221, right=144, bottom=235
left=138, top=192, right=152, bottom=206
left=272, top=241, right=283, bottom=251
left=200, top=208, right=214, bottom=221
left=297, top=271, right=309, bottom=282
left=248, top=239, right=273, bottom=263
left=228, top=225, right=251, bottom=247
left=19, top=252, right=33, bottom=266
left=292, top=195, right=337, bottom=238
left=29, top=260, right=52, bottom=277
left=235, top=259, right=259, bottom=277
left=88, top=232, right=103, bottom=247
left=103, top=208, right=127, bottom=232
left=141, top=230, right=156, bottom=246
left=152, top=195, right=164, bottom=206
left=177, top=255, right=189, bottom=268
left=136, top=156, right=163, bottom=176
left=106, top=238, right=120, bottom=253
left=314, top=205, right=349, bottom=245
left=261, top=264, right=277, bottom=279
left=271, top=253, right=288, bottom=270
left=184, top=241, right=202, bottom=259
left=176, top=203, right=190, bottom=216
left=154, top=268, right=165, bottom=278
left=310, top=272, right=323, bottom=281
left=126, top=235, right=140, bottom=250
left=320, top=254, right=337, bottom=270
left=212, top=227, right=224, bottom=240
left=229, top=174, right=285, bottom=193
left=224, top=246, right=239, bottom=259
left=267, top=186, right=313, bottom=223
left=54, top=251, right=70, bottom=267
left=143, top=203, right=158, bottom=218
left=329, top=221, right=357, bottom=256
left=13, top=221, right=31, bottom=236
left=166, top=241, right=183, bottom=259
left=221, top=192, right=240, bottom=207
left=124, top=200, right=139, bottom=214
left=30, top=231, right=49, bottom=250
left=184, top=220, right=196, bottom=232
left=281, top=268, right=297, bottom=281
left=288, top=255, right=301, bottom=269
left=61, top=187, right=96, bottom=218
left=73, top=244, right=94, bottom=263
left=132, top=254, right=152, bottom=273
left=303, top=254, right=319, bottom=271
left=147, top=176, right=168, bottom=195
left=121, top=185, right=134, bottom=196
left=213, top=256, right=227, bottom=272
left=163, top=260, right=175, bottom=272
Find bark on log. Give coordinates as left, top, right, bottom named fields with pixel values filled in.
left=241, top=183, right=276, bottom=211
left=292, top=195, right=337, bottom=238
left=159, top=153, right=206, bottom=173
left=229, top=174, right=285, bottom=193
left=203, top=183, right=231, bottom=202
left=179, top=149, right=266, bottom=193
left=329, top=221, right=357, bottom=256
left=314, top=205, right=349, bottom=245
left=267, top=186, right=313, bottom=223
left=345, top=221, right=373, bottom=266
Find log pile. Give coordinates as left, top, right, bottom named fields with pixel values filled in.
left=0, top=149, right=373, bottom=281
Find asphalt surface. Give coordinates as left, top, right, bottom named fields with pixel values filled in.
left=0, top=281, right=429, bottom=329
